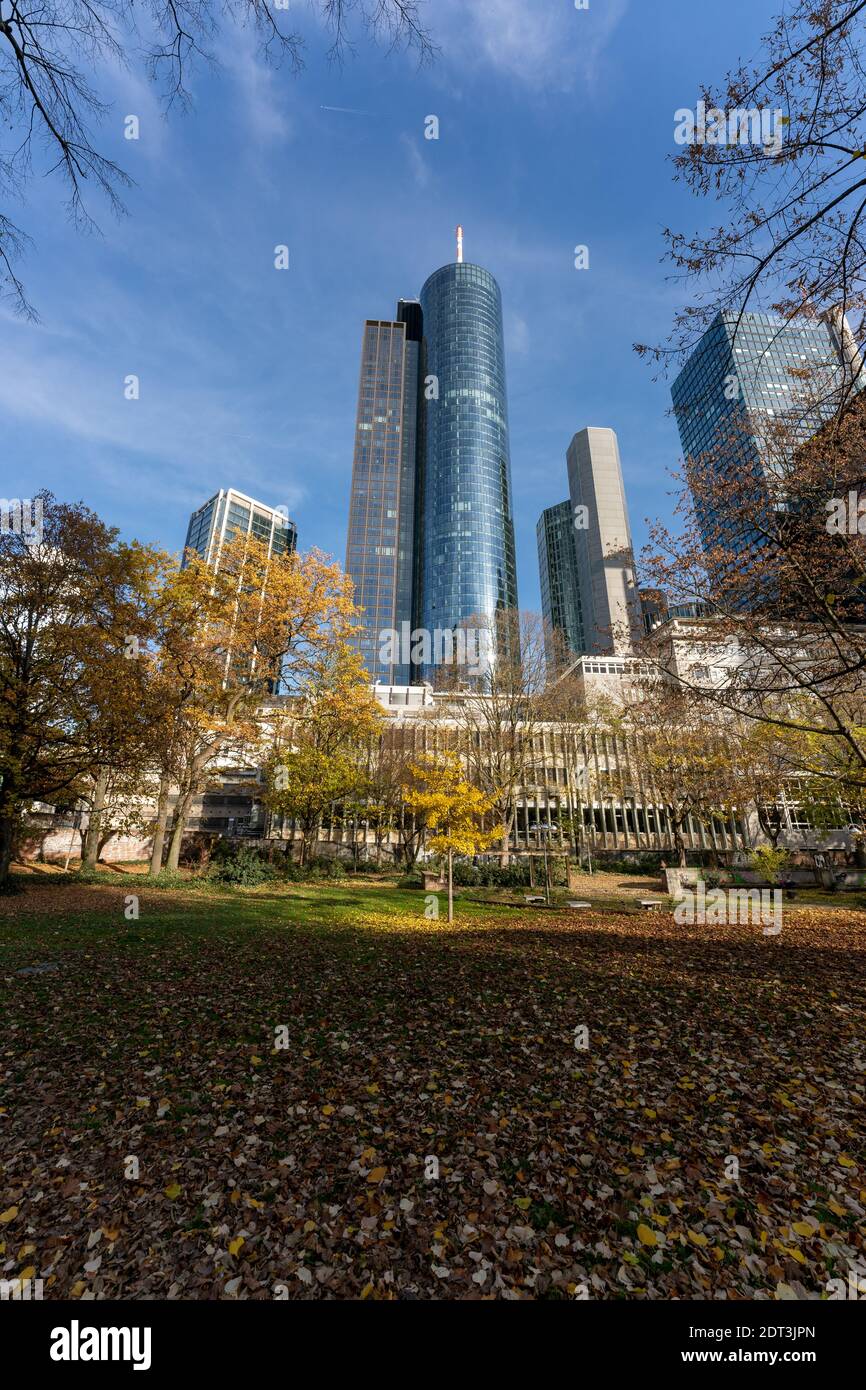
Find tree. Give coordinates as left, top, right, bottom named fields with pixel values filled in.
left=0, top=492, right=161, bottom=886
left=625, top=682, right=739, bottom=867
left=147, top=538, right=360, bottom=875
left=402, top=752, right=498, bottom=922
left=642, top=396, right=866, bottom=797
left=264, top=642, right=381, bottom=865
left=438, top=609, right=549, bottom=865
left=0, top=0, right=436, bottom=316
left=639, top=0, right=866, bottom=400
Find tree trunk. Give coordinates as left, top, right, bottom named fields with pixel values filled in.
left=165, top=785, right=194, bottom=872
left=499, top=816, right=511, bottom=868
left=83, top=768, right=109, bottom=867
left=148, top=778, right=171, bottom=877
left=0, top=810, right=15, bottom=887
left=97, top=829, right=117, bottom=862
left=447, top=847, right=454, bottom=923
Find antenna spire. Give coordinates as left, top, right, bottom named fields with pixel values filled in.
left=456, top=224, right=464, bottom=264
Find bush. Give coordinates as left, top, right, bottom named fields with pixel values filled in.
left=451, top=861, right=482, bottom=886
left=748, top=846, right=792, bottom=884
left=397, top=869, right=424, bottom=889
left=278, top=854, right=347, bottom=882
left=208, top=845, right=277, bottom=887
left=449, top=860, right=531, bottom=889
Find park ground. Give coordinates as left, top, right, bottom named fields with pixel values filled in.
left=1, top=870, right=864, bottom=1300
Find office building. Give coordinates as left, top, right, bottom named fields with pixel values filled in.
left=183, top=488, right=296, bottom=569
left=344, top=304, right=422, bottom=685
left=671, top=308, right=863, bottom=554
left=346, top=230, right=518, bottom=683
left=537, top=500, right=585, bottom=666
left=566, top=427, right=642, bottom=655
left=416, top=235, right=518, bottom=662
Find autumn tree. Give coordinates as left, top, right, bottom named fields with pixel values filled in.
left=0, top=492, right=161, bottom=887
left=625, top=681, right=740, bottom=867
left=264, top=642, right=381, bottom=865
left=642, top=396, right=866, bottom=795
left=402, top=752, right=497, bottom=922
left=436, top=609, right=550, bottom=864
left=147, top=540, right=360, bottom=876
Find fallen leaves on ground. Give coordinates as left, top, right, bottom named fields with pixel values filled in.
left=1, top=887, right=864, bottom=1300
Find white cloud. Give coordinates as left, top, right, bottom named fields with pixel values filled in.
left=435, top=0, right=629, bottom=91
left=401, top=133, right=431, bottom=188
left=224, top=30, right=294, bottom=143
left=505, top=310, right=529, bottom=355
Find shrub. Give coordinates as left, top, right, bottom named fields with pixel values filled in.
left=748, top=846, right=792, bottom=884
left=397, top=870, right=424, bottom=889
left=208, top=845, right=277, bottom=887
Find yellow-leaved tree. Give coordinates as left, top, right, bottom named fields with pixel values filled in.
left=402, top=753, right=498, bottom=922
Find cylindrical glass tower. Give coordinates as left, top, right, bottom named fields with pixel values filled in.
left=417, top=260, right=518, bottom=650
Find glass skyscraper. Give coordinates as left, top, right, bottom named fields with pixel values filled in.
left=345, top=237, right=518, bottom=685
left=537, top=500, right=585, bottom=666
left=671, top=309, right=860, bottom=553
left=345, top=303, right=421, bottom=685
left=417, top=259, right=518, bottom=655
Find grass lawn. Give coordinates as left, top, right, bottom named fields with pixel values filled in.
left=1, top=876, right=864, bottom=1300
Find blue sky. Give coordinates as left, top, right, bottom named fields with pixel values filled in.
left=1, top=0, right=773, bottom=611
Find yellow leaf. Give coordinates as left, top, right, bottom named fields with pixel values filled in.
left=18, top=1244, right=35, bottom=1258
left=366, top=1166, right=387, bottom=1184
left=514, top=1197, right=531, bottom=1210
left=360, top=1282, right=374, bottom=1299
left=101, top=1227, right=120, bottom=1242
left=688, top=1230, right=709, bottom=1247
left=838, top=1155, right=855, bottom=1168
left=322, top=1105, right=335, bottom=1116
left=827, top=1199, right=846, bottom=1217
left=70, top=1280, right=86, bottom=1298
left=791, top=1221, right=813, bottom=1238
left=0, top=1207, right=18, bottom=1223
left=228, top=1236, right=244, bottom=1256
left=784, top=1246, right=807, bottom=1265
left=164, top=1183, right=182, bottom=1200
left=19, top=1265, right=36, bottom=1281
left=636, top=1223, right=657, bottom=1247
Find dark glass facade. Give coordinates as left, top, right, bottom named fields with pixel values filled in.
left=417, top=262, right=518, bottom=657
left=345, top=312, right=421, bottom=684
left=671, top=311, right=850, bottom=554
left=537, top=500, right=585, bottom=665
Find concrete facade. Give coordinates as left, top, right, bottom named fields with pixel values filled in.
left=566, top=428, right=642, bottom=655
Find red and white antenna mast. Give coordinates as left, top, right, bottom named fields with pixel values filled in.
left=456, top=224, right=464, bottom=264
